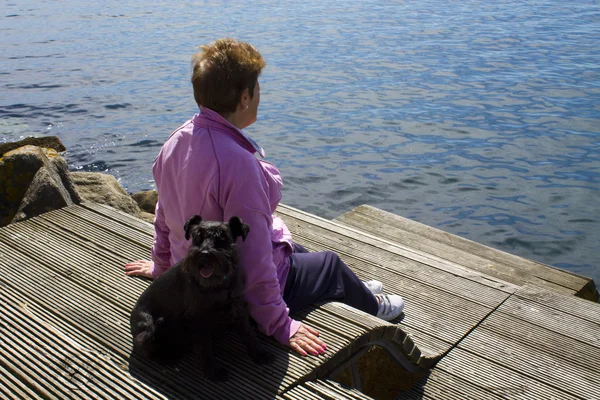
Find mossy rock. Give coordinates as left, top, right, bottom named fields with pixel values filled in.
left=0, top=146, right=55, bottom=226
left=0, top=136, right=66, bottom=158
left=0, top=145, right=80, bottom=226
left=71, top=172, right=142, bottom=217
left=131, top=190, right=158, bottom=214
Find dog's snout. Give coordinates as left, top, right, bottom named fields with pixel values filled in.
left=199, top=238, right=215, bottom=253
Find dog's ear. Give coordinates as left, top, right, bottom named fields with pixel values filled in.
left=184, top=215, right=203, bottom=240
left=228, top=216, right=250, bottom=242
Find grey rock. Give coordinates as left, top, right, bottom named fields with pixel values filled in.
left=71, top=172, right=142, bottom=217
left=13, top=167, right=72, bottom=223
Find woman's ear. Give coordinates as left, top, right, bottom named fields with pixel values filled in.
left=241, top=88, right=250, bottom=109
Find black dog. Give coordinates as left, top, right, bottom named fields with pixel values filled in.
left=130, top=215, right=275, bottom=381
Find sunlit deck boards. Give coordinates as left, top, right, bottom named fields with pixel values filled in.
left=335, top=204, right=599, bottom=302
left=333, top=204, right=600, bottom=399
left=1, top=202, right=598, bottom=399
left=398, top=285, right=600, bottom=400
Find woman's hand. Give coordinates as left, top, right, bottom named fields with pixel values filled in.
left=288, top=323, right=327, bottom=357
left=125, top=259, right=154, bottom=279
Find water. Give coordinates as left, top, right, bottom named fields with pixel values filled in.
left=1, top=0, right=599, bottom=285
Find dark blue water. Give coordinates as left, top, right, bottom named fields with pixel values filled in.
left=2, top=0, right=599, bottom=285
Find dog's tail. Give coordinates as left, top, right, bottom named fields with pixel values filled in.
left=132, top=312, right=162, bottom=356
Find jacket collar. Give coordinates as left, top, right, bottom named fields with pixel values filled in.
left=194, top=107, right=265, bottom=158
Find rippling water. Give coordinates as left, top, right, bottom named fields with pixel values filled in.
left=2, top=0, right=599, bottom=285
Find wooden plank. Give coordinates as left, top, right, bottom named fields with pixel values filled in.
left=0, top=320, right=102, bottom=399
left=0, top=288, right=233, bottom=400
left=400, top=326, right=450, bottom=359
left=0, top=294, right=166, bottom=400
left=304, top=380, right=375, bottom=399
left=435, top=348, right=581, bottom=399
left=335, top=205, right=598, bottom=301
left=0, top=218, right=147, bottom=314
left=81, top=202, right=155, bottom=236
left=480, top=311, right=600, bottom=373
left=64, top=205, right=154, bottom=246
left=0, top=242, right=140, bottom=360
left=458, top=327, right=600, bottom=399
left=397, top=369, right=506, bottom=400
left=0, top=362, right=46, bottom=400
left=278, top=205, right=518, bottom=295
left=515, top=284, right=600, bottom=324
left=4, top=203, right=599, bottom=400
left=0, top=351, right=65, bottom=400
left=293, top=233, right=509, bottom=309
left=38, top=208, right=152, bottom=259
left=498, top=296, right=600, bottom=349
left=283, top=384, right=326, bottom=400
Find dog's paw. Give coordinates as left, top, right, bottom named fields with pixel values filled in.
left=249, top=347, right=276, bottom=365
left=206, top=365, right=230, bottom=382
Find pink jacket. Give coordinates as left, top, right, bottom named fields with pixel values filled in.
left=151, top=107, right=301, bottom=344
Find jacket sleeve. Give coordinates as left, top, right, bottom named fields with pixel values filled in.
left=221, top=158, right=300, bottom=344
left=150, top=197, right=172, bottom=277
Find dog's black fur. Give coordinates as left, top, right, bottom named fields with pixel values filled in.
left=130, top=215, right=275, bottom=381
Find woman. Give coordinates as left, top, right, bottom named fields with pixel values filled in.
left=125, top=38, right=404, bottom=357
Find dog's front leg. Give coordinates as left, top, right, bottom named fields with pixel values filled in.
left=193, top=330, right=229, bottom=382
left=233, top=303, right=276, bottom=365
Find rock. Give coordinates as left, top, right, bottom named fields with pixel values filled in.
left=0, top=139, right=153, bottom=227
left=71, top=172, right=142, bottom=217
left=131, top=190, right=158, bottom=214
left=13, top=168, right=72, bottom=223
left=0, top=145, right=81, bottom=226
left=0, top=136, right=67, bottom=158
left=139, top=211, right=156, bottom=224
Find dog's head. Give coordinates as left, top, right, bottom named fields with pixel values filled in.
left=181, top=215, right=250, bottom=287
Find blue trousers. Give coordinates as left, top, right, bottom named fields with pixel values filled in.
left=283, top=243, right=378, bottom=316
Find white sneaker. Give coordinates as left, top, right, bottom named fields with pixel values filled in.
left=363, top=280, right=383, bottom=294
left=375, top=294, right=405, bottom=321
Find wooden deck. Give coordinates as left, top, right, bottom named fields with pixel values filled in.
left=0, top=202, right=598, bottom=399
left=336, top=205, right=598, bottom=302
left=398, top=285, right=600, bottom=400
left=335, top=205, right=600, bottom=399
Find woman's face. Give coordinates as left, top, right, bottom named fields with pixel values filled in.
left=245, top=81, right=260, bottom=127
